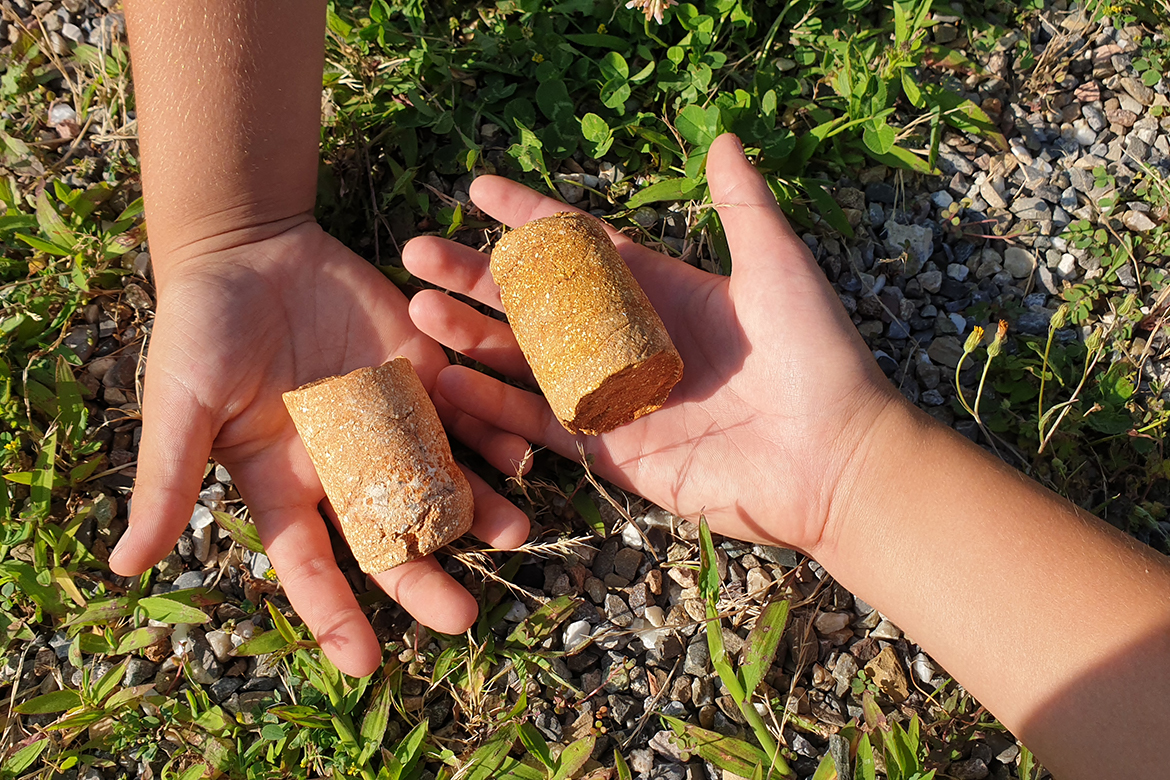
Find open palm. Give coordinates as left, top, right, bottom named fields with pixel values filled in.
left=110, top=222, right=530, bottom=677
left=405, top=135, right=896, bottom=554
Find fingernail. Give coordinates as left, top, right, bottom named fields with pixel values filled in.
left=730, top=134, right=744, bottom=155
left=110, top=523, right=133, bottom=561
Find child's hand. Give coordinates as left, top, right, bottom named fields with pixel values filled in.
left=404, top=134, right=899, bottom=557
left=110, top=223, right=531, bottom=678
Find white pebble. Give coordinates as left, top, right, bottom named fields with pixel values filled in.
left=205, top=630, right=233, bottom=663
left=643, top=605, right=666, bottom=628
left=214, top=464, right=233, bottom=484
left=189, top=504, right=214, bottom=531
left=233, top=620, right=255, bottom=643
left=504, top=601, right=529, bottom=622
left=621, top=523, right=643, bottom=550
left=563, top=619, right=591, bottom=651
left=171, top=624, right=194, bottom=656
left=871, top=618, right=903, bottom=640
left=192, top=524, right=214, bottom=564
left=949, top=313, right=967, bottom=335
left=250, top=553, right=272, bottom=579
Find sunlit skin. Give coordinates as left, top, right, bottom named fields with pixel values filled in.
left=117, top=0, right=531, bottom=678
left=407, top=134, right=1170, bottom=778
left=122, top=0, right=1170, bottom=769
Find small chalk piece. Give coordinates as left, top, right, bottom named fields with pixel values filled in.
left=282, top=358, right=473, bottom=573
left=491, top=212, right=683, bottom=435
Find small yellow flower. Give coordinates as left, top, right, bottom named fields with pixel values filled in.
left=3, top=440, right=18, bottom=453
left=963, top=325, right=985, bottom=354
left=532, top=53, right=544, bottom=63
left=597, top=23, right=607, bottom=33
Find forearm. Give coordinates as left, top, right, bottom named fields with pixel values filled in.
left=819, top=400, right=1170, bottom=777
left=126, top=0, right=326, bottom=270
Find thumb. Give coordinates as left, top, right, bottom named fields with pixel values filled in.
left=109, top=360, right=216, bottom=576
left=706, top=134, right=826, bottom=302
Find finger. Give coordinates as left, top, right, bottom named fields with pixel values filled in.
left=371, top=556, right=479, bottom=635
left=436, top=365, right=581, bottom=460
left=463, top=178, right=712, bottom=327
left=253, top=500, right=383, bottom=678
left=409, top=290, right=533, bottom=382
left=402, top=236, right=504, bottom=311
left=705, top=133, right=825, bottom=299
left=467, top=177, right=635, bottom=249
left=432, top=391, right=533, bottom=477
left=461, top=465, right=530, bottom=550
left=111, top=364, right=217, bottom=576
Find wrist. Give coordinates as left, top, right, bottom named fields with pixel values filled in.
left=148, top=209, right=318, bottom=279
left=809, top=391, right=936, bottom=568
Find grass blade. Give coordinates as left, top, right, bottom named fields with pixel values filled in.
left=737, top=598, right=789, bottom=698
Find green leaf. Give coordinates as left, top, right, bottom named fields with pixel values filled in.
left=1, top=739, right=49, bottom=774
left=599, top=52, right=629, bottom=81
left=358, top=680, right=393, bottom=763
left=737, top=599, right=789, bottom=697
left=518, top=723, right=554, bottom=770
left=922, top=44, right=988, bottom=75
left=866, top=144, right=937, bottom=175
left=137, top=594, right=211, bottom=624
left=572, top=491, right=606, bottom=537
left=893, top=0, right=909, bottom=46
left=535, top=79, right=574, bottom=125
left=392, top=719, right=430, bottom=779
left=15, top=233, right=70, bottom=255
left=856, top=733, right=877, bottom=780
left=809, top=754, right=835, bottom=780
left=697, top=517, right=720, bottom=604
left=115, top=626, right=170, bottom=655
left=600, top=78, right=631, bottom=111
left=799, top=179, right=855, bottom=239
left=507, top=595, right=579, bottom=649
left=552, top=736, right=595, bottom=780
left=922, top=85, right=1007, bottom=151
left=626, top=177, right=703, bottom=209
left=271, top=705, right=333, bottom=728
left=614, top=750, right=633, bottom=780
left=211, top=510, right=265, bottom=554
left=268, top=601, right=300, bottom=644
left=232, top=629, right=291, bottom=656
left=36, top=189, right=74, bottom=250
left=862, top=120, right=897, bottom=155
left=90, top=659, right=127, bottom=704
left=675, top=104, right=721, bottom=147
left=65, top=596, right=135, bottom=628
left=55, top=356, right=87, bottom=446
left=15, top=688, right=81, bottom=714
left=0, top=561, right=66, bottom=618
left=901, top=71, right=923, bottom=108
left=30, top=428, right=58, bottom=523
left=661, top=714, right=767, bottom=776
left=580, top=113, right=610, bottom=144
left=465, top=723, right=516, bottom=780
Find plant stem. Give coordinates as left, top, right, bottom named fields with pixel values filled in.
left=1037, top=324, right=1058, bottom=442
